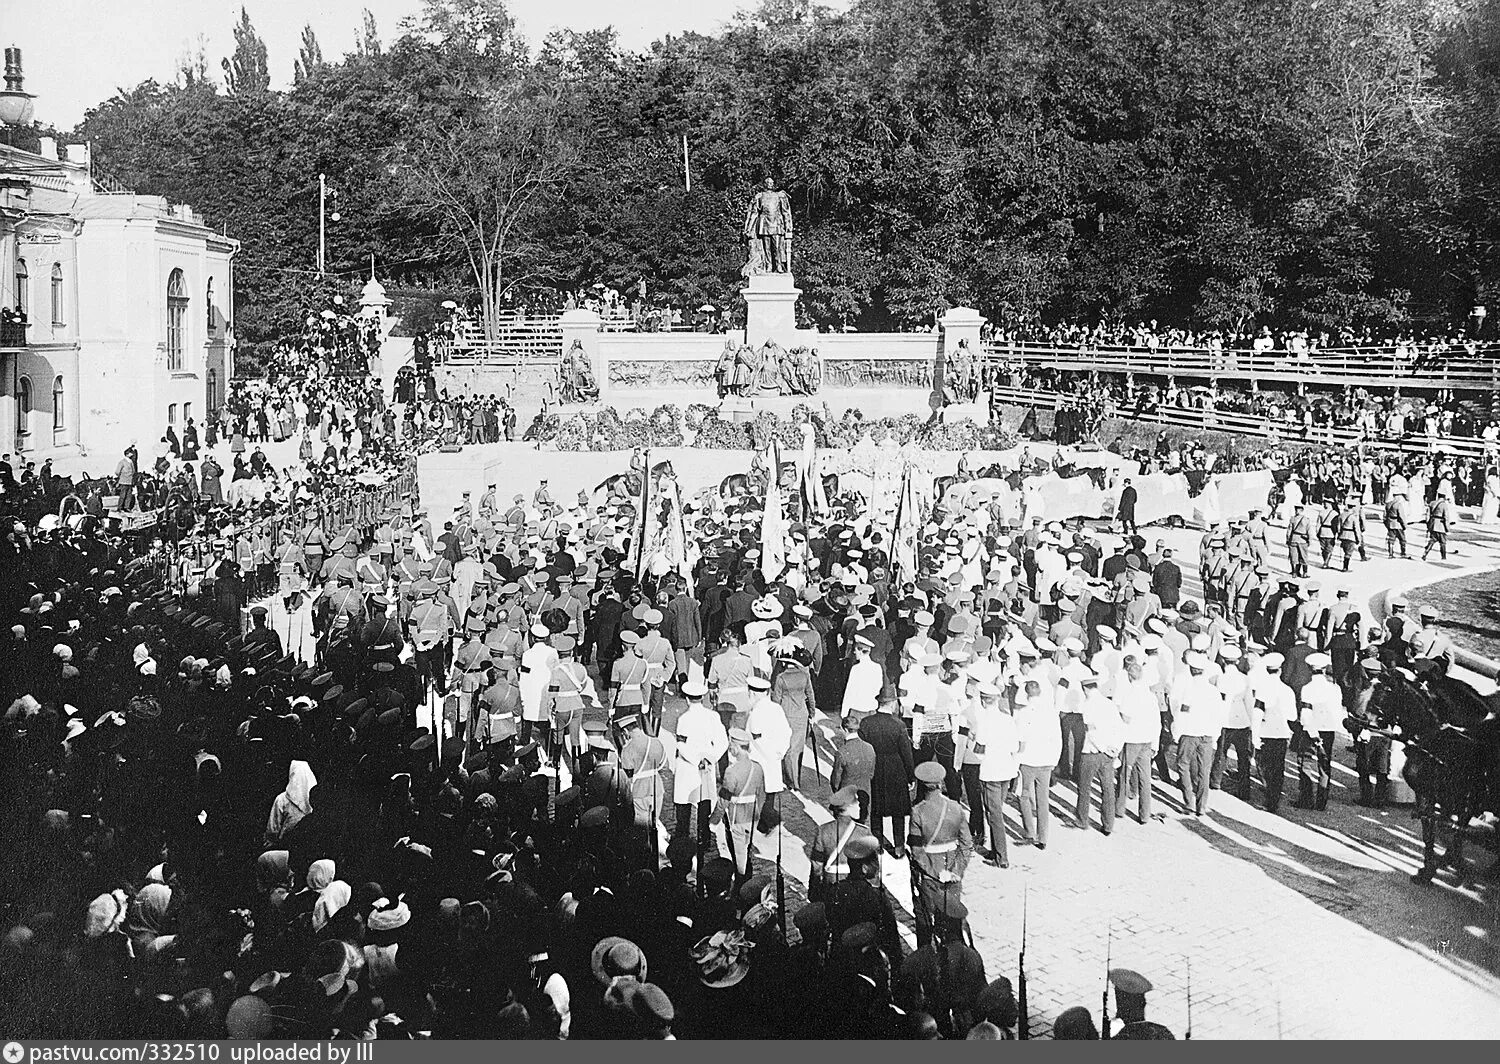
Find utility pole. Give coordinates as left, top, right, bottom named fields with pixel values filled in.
left=318, top=172, right=327, bottom=276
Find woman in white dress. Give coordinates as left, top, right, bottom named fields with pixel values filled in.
left=1482, top=467, right=1500, bottom=526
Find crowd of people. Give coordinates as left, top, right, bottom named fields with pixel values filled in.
left=985, top=317, right=1493, bottom=363
left=7, top=296, right=1499, bottom=1041
left=1004, top=366, right=1500, bottom=446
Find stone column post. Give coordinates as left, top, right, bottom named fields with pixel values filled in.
left=940, top=306, right=987, bottom=411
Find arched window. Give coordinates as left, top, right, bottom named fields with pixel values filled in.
left=52, top=376, right=64, bottom=431
left=14, top=258, right=27, bottom=316
left=207, top=368, right=218, bottom=412
left=183, top=401, right=192, bottom=424
left=166, top=268, right=188, bottom=371
left=50, top=263, right=64, bottom=325
left=16, top=376, right=31, bottom=437
left=206, top=277, right=216, bottom=334
left=168, top=402, right=177, bottom=426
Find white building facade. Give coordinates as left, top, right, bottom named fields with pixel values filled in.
left=1, top=141, right=238, bottom=465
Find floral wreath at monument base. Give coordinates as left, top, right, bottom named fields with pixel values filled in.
left=535, top=403, right=1019, bottom=453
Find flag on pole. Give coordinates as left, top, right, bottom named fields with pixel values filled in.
left=632, top=451, right=653, bottom=581
left=892, top=463, right=921, bottom=584
left=761, top=438, right=785, bottom=584
left=663, top=476, right=695, bottom=582
left=682, top=133, right=692, bottom=193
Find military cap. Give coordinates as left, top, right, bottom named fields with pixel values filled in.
left=728, top=727, right=751, bottom=744
left=748, top=675, right=770, bottom=691
left=914, top=761, right=946, bottom=785
left=1307, top=652, right=1331, bottom=671
left=580, top=805, right=610, bottom=829
left=554, top=635, right=576, bottom=654
left=681, top=679, right=707, bottom=699
left=1360, top=657, right=1383, bottom=673
left=844, top=835, right=880, bottom=861
left=1109, top=969, right=1154, bottom=997
left=1260, top=652, right=1284, bottom=670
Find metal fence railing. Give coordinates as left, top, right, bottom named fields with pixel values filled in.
left=984, top=340, right=1500, bottom=393
left=989, top=385, right=1495, bottom=460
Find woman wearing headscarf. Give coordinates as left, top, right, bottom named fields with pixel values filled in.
left=306, top=859, right=351, bottom=934
left=266, top=760, right=317, bottom=846
left=125, top=883, right=175, bottom=962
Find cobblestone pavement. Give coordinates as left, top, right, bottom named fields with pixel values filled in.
left=409, top=446, right=1500, bottom=1038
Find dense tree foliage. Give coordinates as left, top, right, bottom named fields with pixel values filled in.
left=64, top=0, right=1500, bottom=347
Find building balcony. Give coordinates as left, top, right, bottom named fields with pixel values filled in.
left=0, top=317, right=27, bottom=348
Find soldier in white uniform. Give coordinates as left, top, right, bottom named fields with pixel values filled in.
left=745, top=674, right=791, bottom=834
left=672, top=679, right=729, bottom=854
left=518, top=622, right=558, bottom=747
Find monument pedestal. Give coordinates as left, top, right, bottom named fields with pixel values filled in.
left=741, top=272, right=802, bottom=349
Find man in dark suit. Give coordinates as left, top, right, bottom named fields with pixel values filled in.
left=1151, top=547, right=1182, bottom=609
left=1117, top=479, right=1139, bottom=536
left=859, top=698, right=915, bottom=858
left=584, top=580, right=625, bottom=673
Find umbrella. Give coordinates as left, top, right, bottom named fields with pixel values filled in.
left=441, top=300, right=457, bottom=310
left=699, top=304, right=717, bottom=313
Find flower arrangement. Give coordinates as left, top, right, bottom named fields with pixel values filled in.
left=529, top=404, right=1019, bottom=453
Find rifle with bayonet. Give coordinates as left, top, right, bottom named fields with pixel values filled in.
left=1101, top=922, right=1112, bottom=1040
left=1185, top=956, right=1193, bottom=1040
left=1018, top=882, right=1030, bottom=1039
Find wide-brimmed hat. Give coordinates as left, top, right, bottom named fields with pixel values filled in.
left=591, top=936, right=649, bottom=986
left=751, top=596, right=781, bottom=620
left=690, top=930, right=752, bottom=988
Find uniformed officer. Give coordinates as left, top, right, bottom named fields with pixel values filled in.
left=1106, top=969, right=1153, bottom=1037
left=408, top=578, right=451, bottom=700
left=807, top=785, right=876, bottom=902
left=319, top=569, right=365, bottom=682
left=534, top=479, right=554, bottom=510
left=473, top=665, right=521, bottom=765
left=619, top=709, right=671, bottom=858
left=276, top=529, right=307, bottom=611
left=243, top=604, right=283, bottom=659
left=672, top=679, right=729, bottom=853
left=608, top=632, right=650, bottom=723
left=636, top=608, right=675, bottom=735
left=719, top=727, right=766, bottom=881
left=907, top=760, right=974, bottom=949
left=1285, top=502, right=1313, bottom=577
left=1347, top=657, right=1391, bottom=807
left=448, top=635, right=492, bottom=745
left=541, top=634, right=597, bottom=775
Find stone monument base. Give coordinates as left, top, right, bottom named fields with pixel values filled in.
left=741, top=272, right=801, bottom=349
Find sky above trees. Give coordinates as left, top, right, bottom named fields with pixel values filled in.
left=38, top=0, right=1500, bottom=350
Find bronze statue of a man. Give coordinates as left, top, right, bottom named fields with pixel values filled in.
left=743, top=178, right=793, bottom=274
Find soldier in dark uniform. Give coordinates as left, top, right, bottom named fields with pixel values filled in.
left=807, top=786, right=876, bottom=902
left=242, top=604, right=283, bottom=660
left=358, top=593, right=403, bottom=670
left=830, top=713, right=876, bottom=822
left=826, top=834, right=902, bottom=962
left=907, top=760, right=974, bottom=949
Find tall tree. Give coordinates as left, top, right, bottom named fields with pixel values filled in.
left=389, top=77, right=577, bottom=339
left=294, top=25, right=325, bottom=84
left=222, top=6, right=270, bottom=95
left=358, top=9, right=383, bottom=58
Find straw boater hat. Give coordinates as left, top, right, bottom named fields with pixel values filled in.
left=751, top=596, right=781, bottom=620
